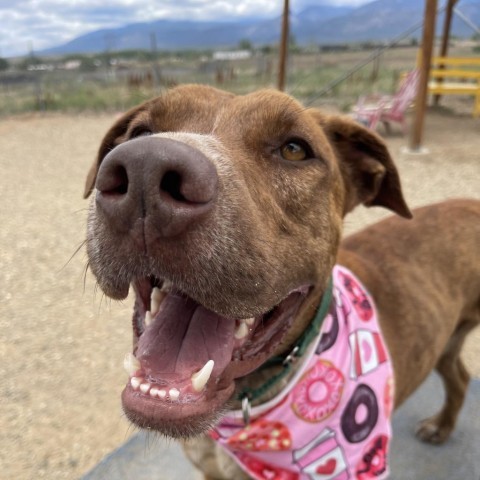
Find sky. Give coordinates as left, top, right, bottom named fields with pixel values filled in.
left=0, top=0, right=372, bottom=58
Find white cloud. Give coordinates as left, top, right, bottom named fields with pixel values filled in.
left=0, top=0, right=372, bottom=57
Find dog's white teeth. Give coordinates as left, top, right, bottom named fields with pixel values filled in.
left=151, top=287, right=163, bottom=314
left=129, top=377, right=183, bottom=401
left=169, top=388, right=180, bottom=401
left=124, top=353, right=140, bottom=376
left=191, top=360, right=215, bottom=392
left=145, top=310, right=153, bottom=327
left=245, top=317, right=255, bottom=326
left=130, top=376, right=142, bottom=390
left=235, top=321, right=249, bottom=340
left=140, top=382, right=151, bottom=394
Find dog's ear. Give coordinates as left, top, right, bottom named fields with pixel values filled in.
left=311, top=110, right=412, bottom=218
left=83, top=103, right=148, bottom=198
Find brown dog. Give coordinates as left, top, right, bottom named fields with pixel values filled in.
left=84, top=84, right=480, bottom=479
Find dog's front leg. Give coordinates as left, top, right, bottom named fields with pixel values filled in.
left=183, top=435, right=251, bottom=480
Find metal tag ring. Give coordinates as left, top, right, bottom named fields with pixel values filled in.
left=283, top=345, right=299, bottom=366
left=242, top=396, right=251, bottom=426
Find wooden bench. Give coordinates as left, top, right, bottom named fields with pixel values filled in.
left=427, top=57, right=480, bottom=117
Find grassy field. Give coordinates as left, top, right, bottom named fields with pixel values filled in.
left=2, top=42, right=478, bottom=116
left=0, top=45, right=436, bottom=116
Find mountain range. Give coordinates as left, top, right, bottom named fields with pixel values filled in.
left=41, top=0, right=480, bottom=56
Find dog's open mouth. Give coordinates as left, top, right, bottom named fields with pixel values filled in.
left=121, top=275, right=310, bottom=436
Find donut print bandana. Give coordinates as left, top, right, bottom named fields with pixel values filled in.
left=210, top=265, right=394, bottom=480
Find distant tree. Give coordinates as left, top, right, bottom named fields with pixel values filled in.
left=288, top=34, right=302, bottom=54
left=28, top=55, right=44, bottom=65
left=61, top=54, right=84, bottom=61
left=79, top=57, right=98, bottom=72
left=238, top=39, right=253, bottom=51
left=260, top=44, right=273, bottom=55
left=18, top=55, right=44, bottom=70
left=0, top=57, right=9, bottom=71
left=472, top=33, right=480, bottom=52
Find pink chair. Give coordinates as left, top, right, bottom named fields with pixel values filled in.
left=352, top=70, right=420, bottom=134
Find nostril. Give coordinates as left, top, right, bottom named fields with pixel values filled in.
left=101, top=165, right=129, bottom=196
left=160, top=171, right=186, bottom=202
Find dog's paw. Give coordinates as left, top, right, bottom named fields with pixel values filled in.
left=415, top=416, right=452, bottom=444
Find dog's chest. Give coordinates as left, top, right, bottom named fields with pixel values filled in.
left=210, top=266, right=394, bottom=480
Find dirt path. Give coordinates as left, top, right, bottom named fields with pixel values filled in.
left=1, top=109, right=479, bottom=479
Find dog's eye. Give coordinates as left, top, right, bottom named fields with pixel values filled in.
left=130, top=126, right=153, bottom=139
left=280, top=141, right=309, bottom=162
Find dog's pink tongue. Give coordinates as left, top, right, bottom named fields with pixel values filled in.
left=135, top=293, right=235, bottom=381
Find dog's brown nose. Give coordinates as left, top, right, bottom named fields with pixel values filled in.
left=95, top=136, right=218, bottom=238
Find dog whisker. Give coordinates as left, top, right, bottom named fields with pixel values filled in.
left=61, top=239, right=88, bottom=272
left=82, top=261, right=90, bottom=294
left=71, top=207, right=90, bottom=215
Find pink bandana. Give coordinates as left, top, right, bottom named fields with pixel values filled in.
left=210, top=265, right=394, bottom=480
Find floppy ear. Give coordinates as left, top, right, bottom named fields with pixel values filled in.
left=83, top=103, right=148, bottom=198
left=311, top=110, right=412, bottom=218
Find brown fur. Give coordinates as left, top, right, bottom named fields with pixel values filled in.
left=84, top=85, right=480, bottom=479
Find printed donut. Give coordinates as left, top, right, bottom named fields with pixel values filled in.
left=292, top=360, right=344, bottom=423
left=338, top=290, right=351, bottom=323
left=339, top=271, right=373, bottom=322
left=316, top=309, right=339, bottom=354
left=341, top=384, right=378, bottom=443
left=227, top=419, right=292, bottom=451
left=356, top=434, right=389, bottom=479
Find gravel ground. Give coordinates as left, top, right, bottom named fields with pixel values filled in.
left=1, top=105, right=479, bottom=480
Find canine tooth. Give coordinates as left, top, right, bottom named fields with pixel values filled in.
left=245, top=317, right=255, bottom=326
left=160, top=280, right=172, bottom=292
left=169, top=388, right=180, bottom=401
left=150, top=387, right=159, bottom=397
left=235, top=322, right=249, bottom=340
left=140, top=383, right=151, bottom=394
left=151, top=287, right=163, bottom=314
left=123, top=353, right=141, bottom=376
left=158, top=389, right=167, bottom=399
left=191, top=360, right=215, bottom=392
left=145, top=311, right=153, bottom=327
left=131, top=377, right=142, bottom=390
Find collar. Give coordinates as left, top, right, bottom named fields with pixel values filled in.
left=236, top=277, right=334, bottom=422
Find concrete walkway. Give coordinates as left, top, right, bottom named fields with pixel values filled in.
left=83, top=374, right=480, bottom=480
